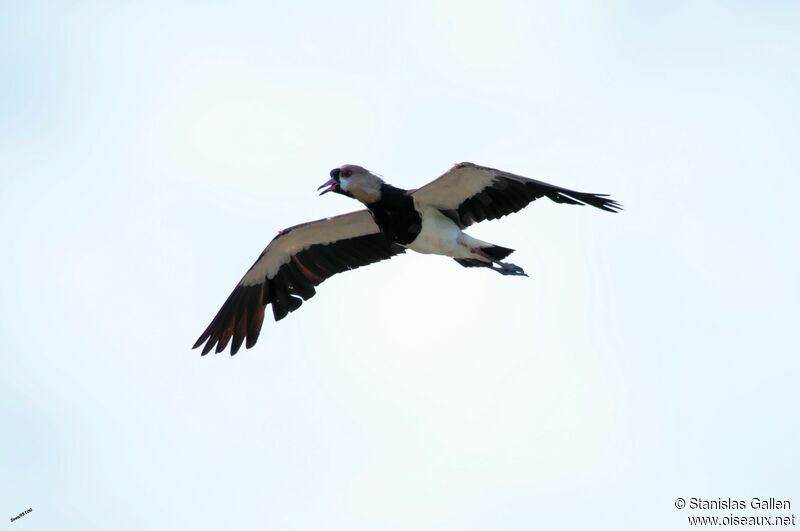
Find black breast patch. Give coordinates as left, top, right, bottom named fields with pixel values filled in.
left=367, top=185, right=422, bottom=245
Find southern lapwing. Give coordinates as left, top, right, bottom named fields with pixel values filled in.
left=193, top=162, right=621, bottom=355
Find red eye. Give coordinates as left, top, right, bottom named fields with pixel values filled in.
left=342, top=168, right=352, bottom=177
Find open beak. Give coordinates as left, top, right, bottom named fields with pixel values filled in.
left=317, top=178, right=338, bottom=196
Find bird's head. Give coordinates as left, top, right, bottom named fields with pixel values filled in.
left=318, top=164, right=384, bottom=204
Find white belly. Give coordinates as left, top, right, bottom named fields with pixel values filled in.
left=406, top=207, right=479, bottom=259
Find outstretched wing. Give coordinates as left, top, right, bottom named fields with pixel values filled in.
left=193, top=210, right=404, bottom=355
left=411, top=162, right=622, bottom=228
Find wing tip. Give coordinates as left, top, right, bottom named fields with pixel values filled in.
left=200, top=338, right=216, bottom=356
left=558, top=191, right=623, bottom=213
left=193, top=331, right=216, bottom=355
left=592, top=195, right=624, bottom=213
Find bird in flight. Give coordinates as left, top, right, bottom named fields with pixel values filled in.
left=193, top=162, right=621, bottom=355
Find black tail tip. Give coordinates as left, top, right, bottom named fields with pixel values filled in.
left=481, top=245, right=515, bottom=261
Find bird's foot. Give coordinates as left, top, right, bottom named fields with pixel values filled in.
left=493, top=261, right=528, bottom=277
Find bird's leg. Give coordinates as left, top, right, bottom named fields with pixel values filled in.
left=470, top=247, right=529, bottom=277
left=491, top=261, right=528, bottom=277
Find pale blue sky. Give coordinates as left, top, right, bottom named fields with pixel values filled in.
left=2, top=1, right=799, bottom=530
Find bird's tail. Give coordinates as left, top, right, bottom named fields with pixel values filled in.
left=479, top=244, right=515, bottom=261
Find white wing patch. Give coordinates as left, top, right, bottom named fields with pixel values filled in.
left=240, top=210, right=380, bottom=286
left=411, top=163, right=499, bottom=210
